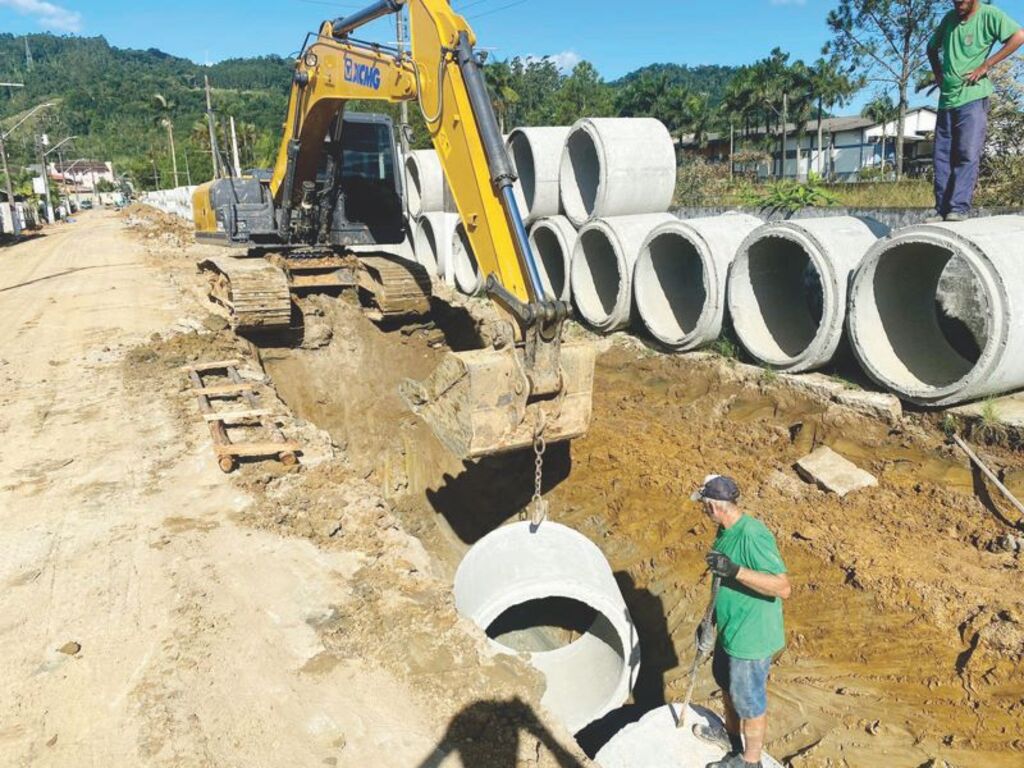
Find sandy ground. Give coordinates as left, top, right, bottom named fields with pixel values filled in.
left=0, top=210, right=586, bottom=768
left=4, top=207, right=1022, bottom=768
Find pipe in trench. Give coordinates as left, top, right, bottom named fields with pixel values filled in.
left=507, top=126, right=572, bottom=224
left=528, top=215, right=577, bottom=302
left=412, top=212, right=459, bottom=284
left=454, top=521, right=641, bottom=734
left=633, top=213, right=762, bottom=351
left=559, top=118, right=676, bottom=227
left=848, top=215, right=1024, bottom=406
left=570, top=213, right=675, bottom=332
left=727, top=216, right=889, bottom=373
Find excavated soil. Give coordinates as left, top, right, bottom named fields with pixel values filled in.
left=259, top=291, right=1024, bottom=768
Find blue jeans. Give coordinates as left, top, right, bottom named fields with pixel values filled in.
left=712, top=645, right=772, bottom=719
left=934, top=98, right=989, bottom=216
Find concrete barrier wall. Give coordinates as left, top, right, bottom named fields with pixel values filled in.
left=143, top=186, right=197, bottom=222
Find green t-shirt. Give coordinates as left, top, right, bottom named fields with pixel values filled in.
left=712, top=514, right=786, bottom=660
left=929, top=4, right=1022, bottom=110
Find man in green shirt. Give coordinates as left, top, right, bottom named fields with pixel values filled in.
left=689, top=475, right=790, bottom=768
left=926, top=0, right=1024, bottom=221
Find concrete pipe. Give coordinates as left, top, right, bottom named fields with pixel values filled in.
left=559, top=117, right=676, bottom=227
left=412, top=212, right=459, bottom=284
left=454, top=521, right=640, bottom=734
left=727, top=216, right=889, bottom=372
left=451, top=220, right=484, bottom=295
left=571, top=213, right=675, bottom=332
left=634, top=213, right=762, bottom=351
left=528, top=216, right=577, bottom=302
left=848, top=215, right=1024, bottom=406
left=595, top=704, right=784, bottom=768
left=404, top=150, right=448, bottom=217
left=508, top=127, right=571, bottom=224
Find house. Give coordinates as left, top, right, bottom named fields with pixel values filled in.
left=48, top=160, right=116, bottom=192
left=680, top=107, right=938, bottom=181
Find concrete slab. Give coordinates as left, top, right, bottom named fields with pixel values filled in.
left=951, top=391, right=1024, bottom=429
left=796, top=446, right=878, bottom=497
left=595, top=704, right=783, bottom=768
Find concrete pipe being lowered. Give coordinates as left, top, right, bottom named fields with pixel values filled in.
left=412, top=212, right=459, bottom=284
left=454, top=521, right=640, bottom=734
left=727, top=216, right=889, bottom=372
left=451, top=220, right=485, bottom=295
left=508, top=126, right=571, bottom=224
left=559, top=117, right=677, bottom=227
left=633, top=213, right=763, bottom=351
left=528, top=215, right=577, bottom=302
left=571, top=213, right=675, bottom=332
left=848, top=215, right=1024, bottom=406
left=404, top=150, right=450, bottom=218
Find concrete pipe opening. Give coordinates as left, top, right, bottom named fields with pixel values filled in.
left=404, top=150, right=446, bottom=218
left=634, top=215, right=762, bottom=351
left=452, top=221, right=483, bottom=295
left=508, top=128, right=571, bottom=224
left=413, top=212, right=459, bottom=283
left=412, top=216, right=440, bottom=276
left=454, top=521, right=640, bottom=734
left=529, top=216, right=576, bottom=302
left=572, top=226, right=623, bottom=331
left=846, top=218, right=1024, bottom=406
left=558, top=118, right=676, bottom=227
left=729, top=218, right=887, bottom=373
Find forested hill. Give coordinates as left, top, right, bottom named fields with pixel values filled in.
left=0, top=33, right=739, bottom=190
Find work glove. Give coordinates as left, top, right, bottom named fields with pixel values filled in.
left=706, top=550, right=740, bottom=580
left=695, top=620, right=716, bottom=658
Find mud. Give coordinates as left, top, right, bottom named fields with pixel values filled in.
left=260, top=294, right=1024, bottom=767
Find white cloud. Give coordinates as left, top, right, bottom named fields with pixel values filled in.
left=524, top=50, right=582, bottom=74
left=0, top=0, right=82, bottom=33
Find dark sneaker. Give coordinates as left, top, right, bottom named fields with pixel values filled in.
left=923, top=210, right=944, bottom=223
left=944, top=211, right=968, bottom=222
left=692, top=722, right=732, bottom=751
left=706, top=754, right=762, bottom=768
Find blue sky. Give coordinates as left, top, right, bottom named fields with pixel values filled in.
left=3, top=0, right=1024, bottom=111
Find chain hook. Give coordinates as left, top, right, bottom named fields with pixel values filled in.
left=530, top=411, right=548, bottom=529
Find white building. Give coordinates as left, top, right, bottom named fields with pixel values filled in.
left=682, top=107, right=938, bottom=181
left=49, top=160, right=116, bottom=191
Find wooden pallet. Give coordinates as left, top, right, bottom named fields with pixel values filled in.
left=183, top=359, right=300, bottom=473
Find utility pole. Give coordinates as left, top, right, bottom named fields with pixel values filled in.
left=36, top=134, right=54, bottom=224
left=183, top=149, right=192, bottom=186
left=24, top=37, right=33, bottom=71
left=729, top=123, right=734, bottom=182
left=780, top=92, right=788, bottom=180
left=229, top=116, right=242, bottom=177
left=0, top=82, right=24, bottom=237
left=152, top=158, right=160, bottom=189
left=204, top=75, right=221, bottom=179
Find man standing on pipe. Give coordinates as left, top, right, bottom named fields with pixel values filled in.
left=926, top=0, right=1024, bottom=222
left=690, top=475, right=790, bottom=768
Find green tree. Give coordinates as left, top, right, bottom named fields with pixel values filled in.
left=483, top=59, right=519, bottom=134
left=809, top=58, right=861, bottom=178
left=550, top=62, right=615, bottom=125
left=825, top=0, right=941, bottom=180
left=861, top=93, right=899, bottom=176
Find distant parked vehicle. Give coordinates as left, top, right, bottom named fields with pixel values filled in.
left=80, top=200, right=94, bottom=210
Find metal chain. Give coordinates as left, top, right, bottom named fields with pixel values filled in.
left=530, top=412, right=548, bottom=527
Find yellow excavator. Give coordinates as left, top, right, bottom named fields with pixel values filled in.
left=191, top=0, right=594, bottom=461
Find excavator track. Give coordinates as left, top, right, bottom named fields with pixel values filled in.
left=357, top=254, right=433, bottom=320
left=199, top=256, right=293, bottom=332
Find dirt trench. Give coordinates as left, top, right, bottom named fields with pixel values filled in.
left=257, top=289, right=1023, bottom=768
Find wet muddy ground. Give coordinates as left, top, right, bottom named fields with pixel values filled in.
left=262, top=292, right=1024, bottom=768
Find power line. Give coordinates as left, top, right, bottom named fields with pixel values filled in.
left=469, top=0, right=529, bottom=20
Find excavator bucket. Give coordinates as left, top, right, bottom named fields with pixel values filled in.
left=401, top=343, right=596, bottom=459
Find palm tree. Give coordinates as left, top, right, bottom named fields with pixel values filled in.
left=862, top=95, right=898, bottom=178
left=810, top=59, right=861, bottom=179
left=153, top=93, right=179, bottom=187
left=483, top=60, right=519, bottom=134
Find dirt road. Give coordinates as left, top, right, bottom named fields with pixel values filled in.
left=0, top=212, right=583, bottom=767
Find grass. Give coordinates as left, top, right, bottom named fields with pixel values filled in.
left=708, top=337, right=739, bottom=360
left=759, top=367, right=779, bottom=384
left=940, top=413, right=958, bottom=438
left=980, top=397, right=1001, bottom=427
left=675, top=178, right=934, bottom=210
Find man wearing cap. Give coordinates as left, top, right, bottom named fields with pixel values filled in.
left=690, top=475, right=791, bottom=768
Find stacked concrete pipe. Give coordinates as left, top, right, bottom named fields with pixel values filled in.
left=848, top=215, right=1024, bottom=406
left=507, top=127, right=571, bottom=224
left=412, top=212, right=459, bottom=284
left=454, top=521, right=640, bottom=734
left=451, top=220, right=484, bottom=295
left=528, top=216, right=577, bottom=302
left=404, top=150, right=449, bottom=218
left=727, top=216, right=889, bottom=372
left=633, top=213, right=762, bottom=350
left=559, top=117, right=677, bottom=227
left=571, top=213, right=676, bottom=332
